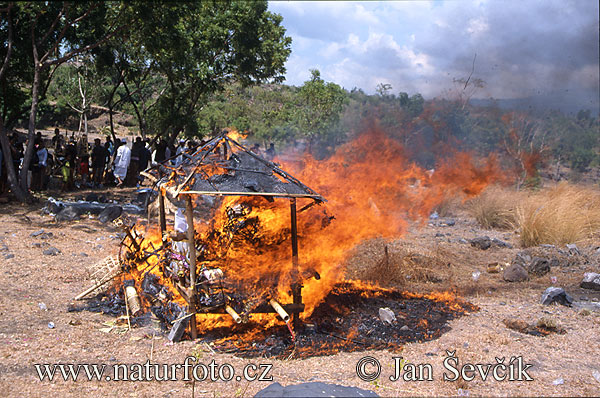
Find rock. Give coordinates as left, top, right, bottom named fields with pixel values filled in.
left=503, top=264, right=529, bottom=282
left=458, top=238, right=469, bottom=244
left=580, top=272, right=600, bottom=291
left=541, top=287, right=573, bottom=306
left=98, top=205, right=122, bottom=223
left=566, top=243, right=580, bottom=256
left=539, top=244, right=556, bottom=249
left=593, top=370, right=600, bottom=384
left=470, top=236, right=491, bottom=250
left=400, top=325, right=410, bottom=331
left=45, top=198, right=64, bottom=215
left=378, top=307, right=396, bottom=324
left=527, top=257, right=551, bottom=276
left=43, top=247, right=61, bottom=256
left=513, top=251, right=532, bottom=267
left=491, top=238, right=512, bottom=248
left=4, top=253, right=15, bottom=260
left=30, top=229, right=45, bottom=237
left=255, top=382, right=379, bottom=397
left=55, top=206, right=82, bottom=221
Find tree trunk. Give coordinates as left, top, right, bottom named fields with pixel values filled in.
left=20, top=65, right=41, bottom=191
left=0, top=122, right=30, bottom=202
left=108, top=104, right=118, bottom=142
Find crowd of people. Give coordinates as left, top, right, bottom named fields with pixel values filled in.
left=0, top=128, right=278, bottom=195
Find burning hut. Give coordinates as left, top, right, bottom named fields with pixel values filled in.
left=122, top=131, right=327, bottom=340
left=73, top=129, right=482, bottom=357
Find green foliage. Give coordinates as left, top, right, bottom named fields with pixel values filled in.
left=295, top=69, right=347, bottom=148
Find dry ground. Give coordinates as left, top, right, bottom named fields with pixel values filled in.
left=0, top=188, right=599, bottom=397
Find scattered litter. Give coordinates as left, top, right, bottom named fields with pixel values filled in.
left=457, top=388, right=469, bottom=396
left=487, top=262, right=504, bottom=273
left=47, top=322, right=55, bottom=329
left=4, top=253, right=14, bottom=260
left=38, top=302, right=47, bottom=311
left=472, top=271, right=481, bottom=281
left=593, top=370, right=600, bottom=384
left=503, top=318, right=565, bottom=336
left=552, top=378, right=564, bottom=385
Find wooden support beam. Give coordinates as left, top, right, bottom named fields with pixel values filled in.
left=158, top=191, right=167, bottom=235
left=178, top=190, right=324, bottom=200
left=290, top=198, right=302, bottom=331
left=185, top=195, right=198, bottom=340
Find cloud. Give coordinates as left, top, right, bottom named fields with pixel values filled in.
left=269, top=0, right=599, bottom=105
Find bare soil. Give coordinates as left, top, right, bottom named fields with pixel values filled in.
left=0, top=188, right=599, bottom=397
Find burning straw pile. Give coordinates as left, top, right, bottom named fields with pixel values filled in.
left=74, top=129, right=500, bottom=358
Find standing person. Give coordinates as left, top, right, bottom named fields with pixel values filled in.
left=51, top=128, right=64, bottom=156
left=91, top=138, right=108, bottom=187
left=153, top=139, right=168, bottom=165
left=29, top=140, right=40, bottom=191
left=113, top=138, right=131, bottom=186
left=139, top=139, right=151, bottom=172
left=175, top=139, right=185, bottom=166
left=36, top=141, right=48, bottom=191
left=265, top=143, right=276, bottom=160
left=64, top=139, right=77, bottom=191
left=10, top=133, right=23, bottom=176
left=76, top=134, right=90, bottom=185
left=127, top=137, right=143, bottom=186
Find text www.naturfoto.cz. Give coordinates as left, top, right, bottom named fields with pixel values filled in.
left=34, top=358, right=273, bottom=382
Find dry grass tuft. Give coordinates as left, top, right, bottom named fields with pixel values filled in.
left=515, top=182, right=600, bottom=247
left=345, top=239, right=454, bottom=288
left=467, top=185, right=523, bottom=229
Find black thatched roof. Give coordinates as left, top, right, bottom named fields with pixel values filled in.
left=146, top=132, right=325, bottom=202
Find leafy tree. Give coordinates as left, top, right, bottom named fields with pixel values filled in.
left=295, top=69, right=348, bottom=153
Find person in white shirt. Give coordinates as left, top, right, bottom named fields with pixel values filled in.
left=113, top=138, right=131, bottom=186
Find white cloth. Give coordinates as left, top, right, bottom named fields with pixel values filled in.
left=37, top=148, right=48, bottom=167
left=113, top=144, right=131, bottom=179
left=172, top=208, right=190, bottom=265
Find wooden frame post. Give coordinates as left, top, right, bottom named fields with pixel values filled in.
left=185, top=195, right=198, bottom=339
left=158, top=189, right=167, bottom=235
left=290, top=198, right=302, bottom=330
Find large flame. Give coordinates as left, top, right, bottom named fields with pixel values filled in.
left=120, top=126, right=502, bottom=338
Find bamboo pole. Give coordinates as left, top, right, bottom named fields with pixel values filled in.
left=185, top=195, right=198, bottom=340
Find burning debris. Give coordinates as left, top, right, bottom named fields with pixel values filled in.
left=72, top=129, right=502, bottom=357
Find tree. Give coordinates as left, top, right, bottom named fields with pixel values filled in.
left=0, top=2, right=128, bottom=198
left=137, top=2, right=291, bottom=142
left=295, top=69, right=348, bottom=153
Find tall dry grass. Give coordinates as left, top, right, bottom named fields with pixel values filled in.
left=469, top=182, right=600, bottom=247
left=467, top=185, right=524, bottom=229
left=515, top=182, right=600, bottom=247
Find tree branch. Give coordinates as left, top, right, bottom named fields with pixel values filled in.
left=0, top=3, right=14, bottom=82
